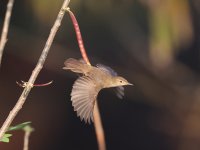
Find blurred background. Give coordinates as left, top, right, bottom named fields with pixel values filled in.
left=0, top=0, right=200, bottom=149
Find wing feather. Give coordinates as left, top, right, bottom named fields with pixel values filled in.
left=71, top=76, right=99, bottom=123
left=115, top=86, right=124, bottom=99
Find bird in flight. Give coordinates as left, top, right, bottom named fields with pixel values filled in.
left=63, top=58, right=133, bottom=123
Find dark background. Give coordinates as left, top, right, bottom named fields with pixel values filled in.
left=0, top=0, right=200, bottom=150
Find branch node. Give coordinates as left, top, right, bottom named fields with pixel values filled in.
left=62, top=7, right=70, bottom=12
left=16, top=81, right=32, bottom=88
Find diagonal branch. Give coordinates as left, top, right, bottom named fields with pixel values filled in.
left=0, top=0, right=70, bottom=140
left=68, top=9, right=106, bottom=150
left=0, top=0, right=15, bottom=67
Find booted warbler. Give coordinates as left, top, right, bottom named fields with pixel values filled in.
left=63, top=58, right=133, bottom=123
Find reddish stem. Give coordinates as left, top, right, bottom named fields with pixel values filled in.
left=33, top=81, right=53, bottom=87
left=16, top=80, right=53, bottom=87
left=68, top=10, right=91, bottom=66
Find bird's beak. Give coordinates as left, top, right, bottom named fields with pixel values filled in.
left=128, top=82, right=134, bottom=86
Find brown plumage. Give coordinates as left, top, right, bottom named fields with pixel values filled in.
left=63, top=58, right=132, bottom=123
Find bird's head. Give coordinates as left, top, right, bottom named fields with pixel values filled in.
left=108, top=76, right=133, bottom=88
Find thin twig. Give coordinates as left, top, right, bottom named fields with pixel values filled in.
left=67, top=9, right=106, bottom=150
left=23, top=126, right=34, bottom=150
left=0, top=0, right=70, bottom=140
left=16, top=80, right=53, bottom=87
left=0, top=0, right=15, bottom=66
left=23, top=131, right=31, bottom=150
left=94, top=103, right=106, bottom=150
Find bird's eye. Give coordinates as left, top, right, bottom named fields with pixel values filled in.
left=120, top=80, right=123, bottom=83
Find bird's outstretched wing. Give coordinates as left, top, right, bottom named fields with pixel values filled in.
left=97, top=64, right=125, bottom=99
left=71, top=76, right=100, bottom=123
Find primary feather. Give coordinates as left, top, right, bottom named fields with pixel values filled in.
left=71, top=76, right=100, bottom=123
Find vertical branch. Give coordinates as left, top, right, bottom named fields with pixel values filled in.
left=23, top=131, right=31, bottom=150
left=23, top=126, right=34, bottom=150
left=94, top=103, right=106, bottom=150
left=0, top=0, right=70, bottom=140
left=68, top=9, right=106, bottom=150
left=0, top=0, right=15, bottom=66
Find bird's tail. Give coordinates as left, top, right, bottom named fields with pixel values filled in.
left=63, top=58, right=91, bottom=74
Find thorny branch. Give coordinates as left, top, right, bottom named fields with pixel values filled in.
left=0, top=0, right=15, bottom=66
left=0, top=0, right=70, bottom=140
